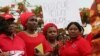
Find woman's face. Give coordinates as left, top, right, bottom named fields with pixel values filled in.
left=26, top=16, right=38, bottom=30
left=8, top=23, right=17, bottom=33
left=46, top=27, right=58, bottom=40
left=68, top=24, right=80, bottom=39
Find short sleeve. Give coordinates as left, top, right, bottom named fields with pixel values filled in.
left=78, top=39, right=92, bottom=56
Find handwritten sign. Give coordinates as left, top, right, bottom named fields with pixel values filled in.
left=42, top=0, right=82, bottom=28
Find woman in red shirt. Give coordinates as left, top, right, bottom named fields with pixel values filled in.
left=59, top=22, right=92, bottom=56
left=17, top=12, right=52, bottom=56
left=0, top=16, right=26, bottom=56
left=43, top=23, right=63, bottom=56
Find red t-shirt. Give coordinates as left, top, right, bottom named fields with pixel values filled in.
left=59, top=36, right=92, bottom=56
left=17, top=32, right=52, bottom=56
left=0, top=34, right=26, bottom=56
left=86, top=33, right=93, bottom=44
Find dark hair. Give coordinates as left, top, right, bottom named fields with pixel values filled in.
left=81, top=26, right=84, bottom=33
left=0, top=16, right=12, bottom=36
left=66, top=22, right=82, bottom=32
left=0, top=16, right=8, bottom=34
left=6, top=18, right=15, bottom=25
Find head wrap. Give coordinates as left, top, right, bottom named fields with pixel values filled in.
left=43, top=23, right=58, bottom=36
left=20, top=12, right=35, bottom=27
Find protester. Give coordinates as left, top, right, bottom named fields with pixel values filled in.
left=17, top=12, right=52, bottom=56
left=59, top=22, right=92, bottom=56
left=87, top=0, right=100, bottom=45
left=43, top=23, right=63, bottom=56
left=0, top=16, right=26, bottom=56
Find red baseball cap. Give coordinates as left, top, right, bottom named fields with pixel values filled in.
left=1, top=13, right=14, bottom=20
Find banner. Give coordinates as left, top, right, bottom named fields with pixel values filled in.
left=42, top=0, right=82, bottom=28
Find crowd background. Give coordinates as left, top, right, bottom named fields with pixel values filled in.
left=0, top=0, right=100, bottom=56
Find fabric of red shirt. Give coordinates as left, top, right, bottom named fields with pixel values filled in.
left=17, top=32, right=52, bottom=56
left=59, top=36, right=92, bottom=56
left=0, top=34, right=26, bottom=56
left=86, top=33, right=93, bottom=44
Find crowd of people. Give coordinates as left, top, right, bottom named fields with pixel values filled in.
left=0, top=0, right=100, bottom=56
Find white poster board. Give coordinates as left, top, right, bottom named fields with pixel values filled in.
left=42, top=0, right=68, bottom=28
left=41, top=0, right=93, bottom=28
left=42, top=0, right=82, bottom=28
